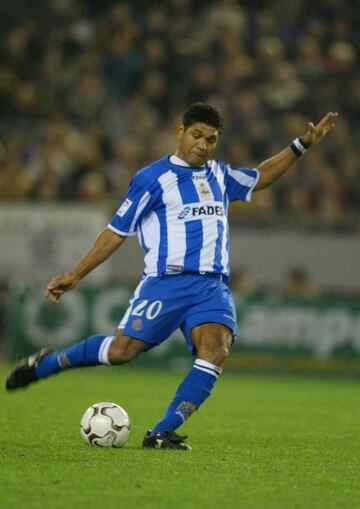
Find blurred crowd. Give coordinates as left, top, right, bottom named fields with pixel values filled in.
left=0, top=0, right=359, bottom=227
left=230, top=266, right=318, bottom=298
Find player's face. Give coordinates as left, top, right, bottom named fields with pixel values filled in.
left=175, top=122, right=219, bottom=166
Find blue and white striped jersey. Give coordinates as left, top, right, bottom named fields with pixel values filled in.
left=108, top=155, right=259, bottom=277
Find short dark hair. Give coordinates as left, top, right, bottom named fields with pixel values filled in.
left=182, top=102, right=223, bottom=131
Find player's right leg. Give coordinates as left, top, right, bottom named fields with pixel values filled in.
left=5, top=329, right=147, bottom=391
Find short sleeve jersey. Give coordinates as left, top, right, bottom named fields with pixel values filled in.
left=108, top=155, right=259, bottom=277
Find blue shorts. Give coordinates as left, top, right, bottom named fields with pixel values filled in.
left=119, top=274, right=239, bottom=355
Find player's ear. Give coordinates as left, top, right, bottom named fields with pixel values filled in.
left=176, top=122, right=185, bottom=140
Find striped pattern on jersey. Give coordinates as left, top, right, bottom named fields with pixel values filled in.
left=108, top=156, right=259, bottom=277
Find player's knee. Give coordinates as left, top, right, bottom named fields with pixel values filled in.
left=198, top=340, right=230, bottom=367
left=212, top=343, right=230, bottom=366
left=193, top=324, right=232, bottom=366
left=108, top=335, right=145, bottom=365
left=108, top=341, right=131, bottom=364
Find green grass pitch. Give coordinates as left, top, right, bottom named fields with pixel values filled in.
left=1, top=365, right=359, bottom=509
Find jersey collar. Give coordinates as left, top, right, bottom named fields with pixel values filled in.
left=169, top=154, right=206, bottom=168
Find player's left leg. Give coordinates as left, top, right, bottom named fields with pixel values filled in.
left=143, top=323, right=232, bottom=449
left=5, top=330, right=147, bottom=390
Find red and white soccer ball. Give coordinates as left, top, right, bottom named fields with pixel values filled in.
left=80, top=402, right=131, bottom=448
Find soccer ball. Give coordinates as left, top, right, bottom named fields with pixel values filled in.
left=80, top=402, right=130, bottom=448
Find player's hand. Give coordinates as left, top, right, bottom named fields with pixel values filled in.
left=45, top=271, right=79, bottom=304
left=302, top=112, right=338, bottom=146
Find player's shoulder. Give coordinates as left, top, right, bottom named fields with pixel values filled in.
left=207, top=159, right=229, bottom=174
left=132, top=156, right=171, bottom=188
left=209, top=159, right=258, bottom=177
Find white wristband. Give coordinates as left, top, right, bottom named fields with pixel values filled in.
left=290, top=137, right=309, bottom=157
left=293, top=137, right=308, bottom=154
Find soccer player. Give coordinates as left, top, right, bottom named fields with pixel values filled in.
left=6, top=103, right=337, bottom=450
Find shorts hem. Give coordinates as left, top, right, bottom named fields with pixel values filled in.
left=186, top=317, right=239, bottom=338
left=120, top=326, right=163, bottom=350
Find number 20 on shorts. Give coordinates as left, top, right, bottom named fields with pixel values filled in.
left=132, top=300, right=163, bottom=320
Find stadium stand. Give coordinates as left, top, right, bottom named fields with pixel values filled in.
left=0, top=0, right=359, bottom=230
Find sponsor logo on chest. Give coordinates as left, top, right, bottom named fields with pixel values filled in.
left=177, top=203, right=225, bottom=220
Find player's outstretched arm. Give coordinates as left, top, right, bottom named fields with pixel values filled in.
left=254, top=112, right=338, bottom=191
left=45, top=228, right=126, bottom=304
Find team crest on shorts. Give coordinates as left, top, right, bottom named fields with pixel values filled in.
left=131, top=318, right=143, bottom=331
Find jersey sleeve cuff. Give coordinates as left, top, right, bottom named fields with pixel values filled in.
left=107, top=224, right=137, bottom=236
